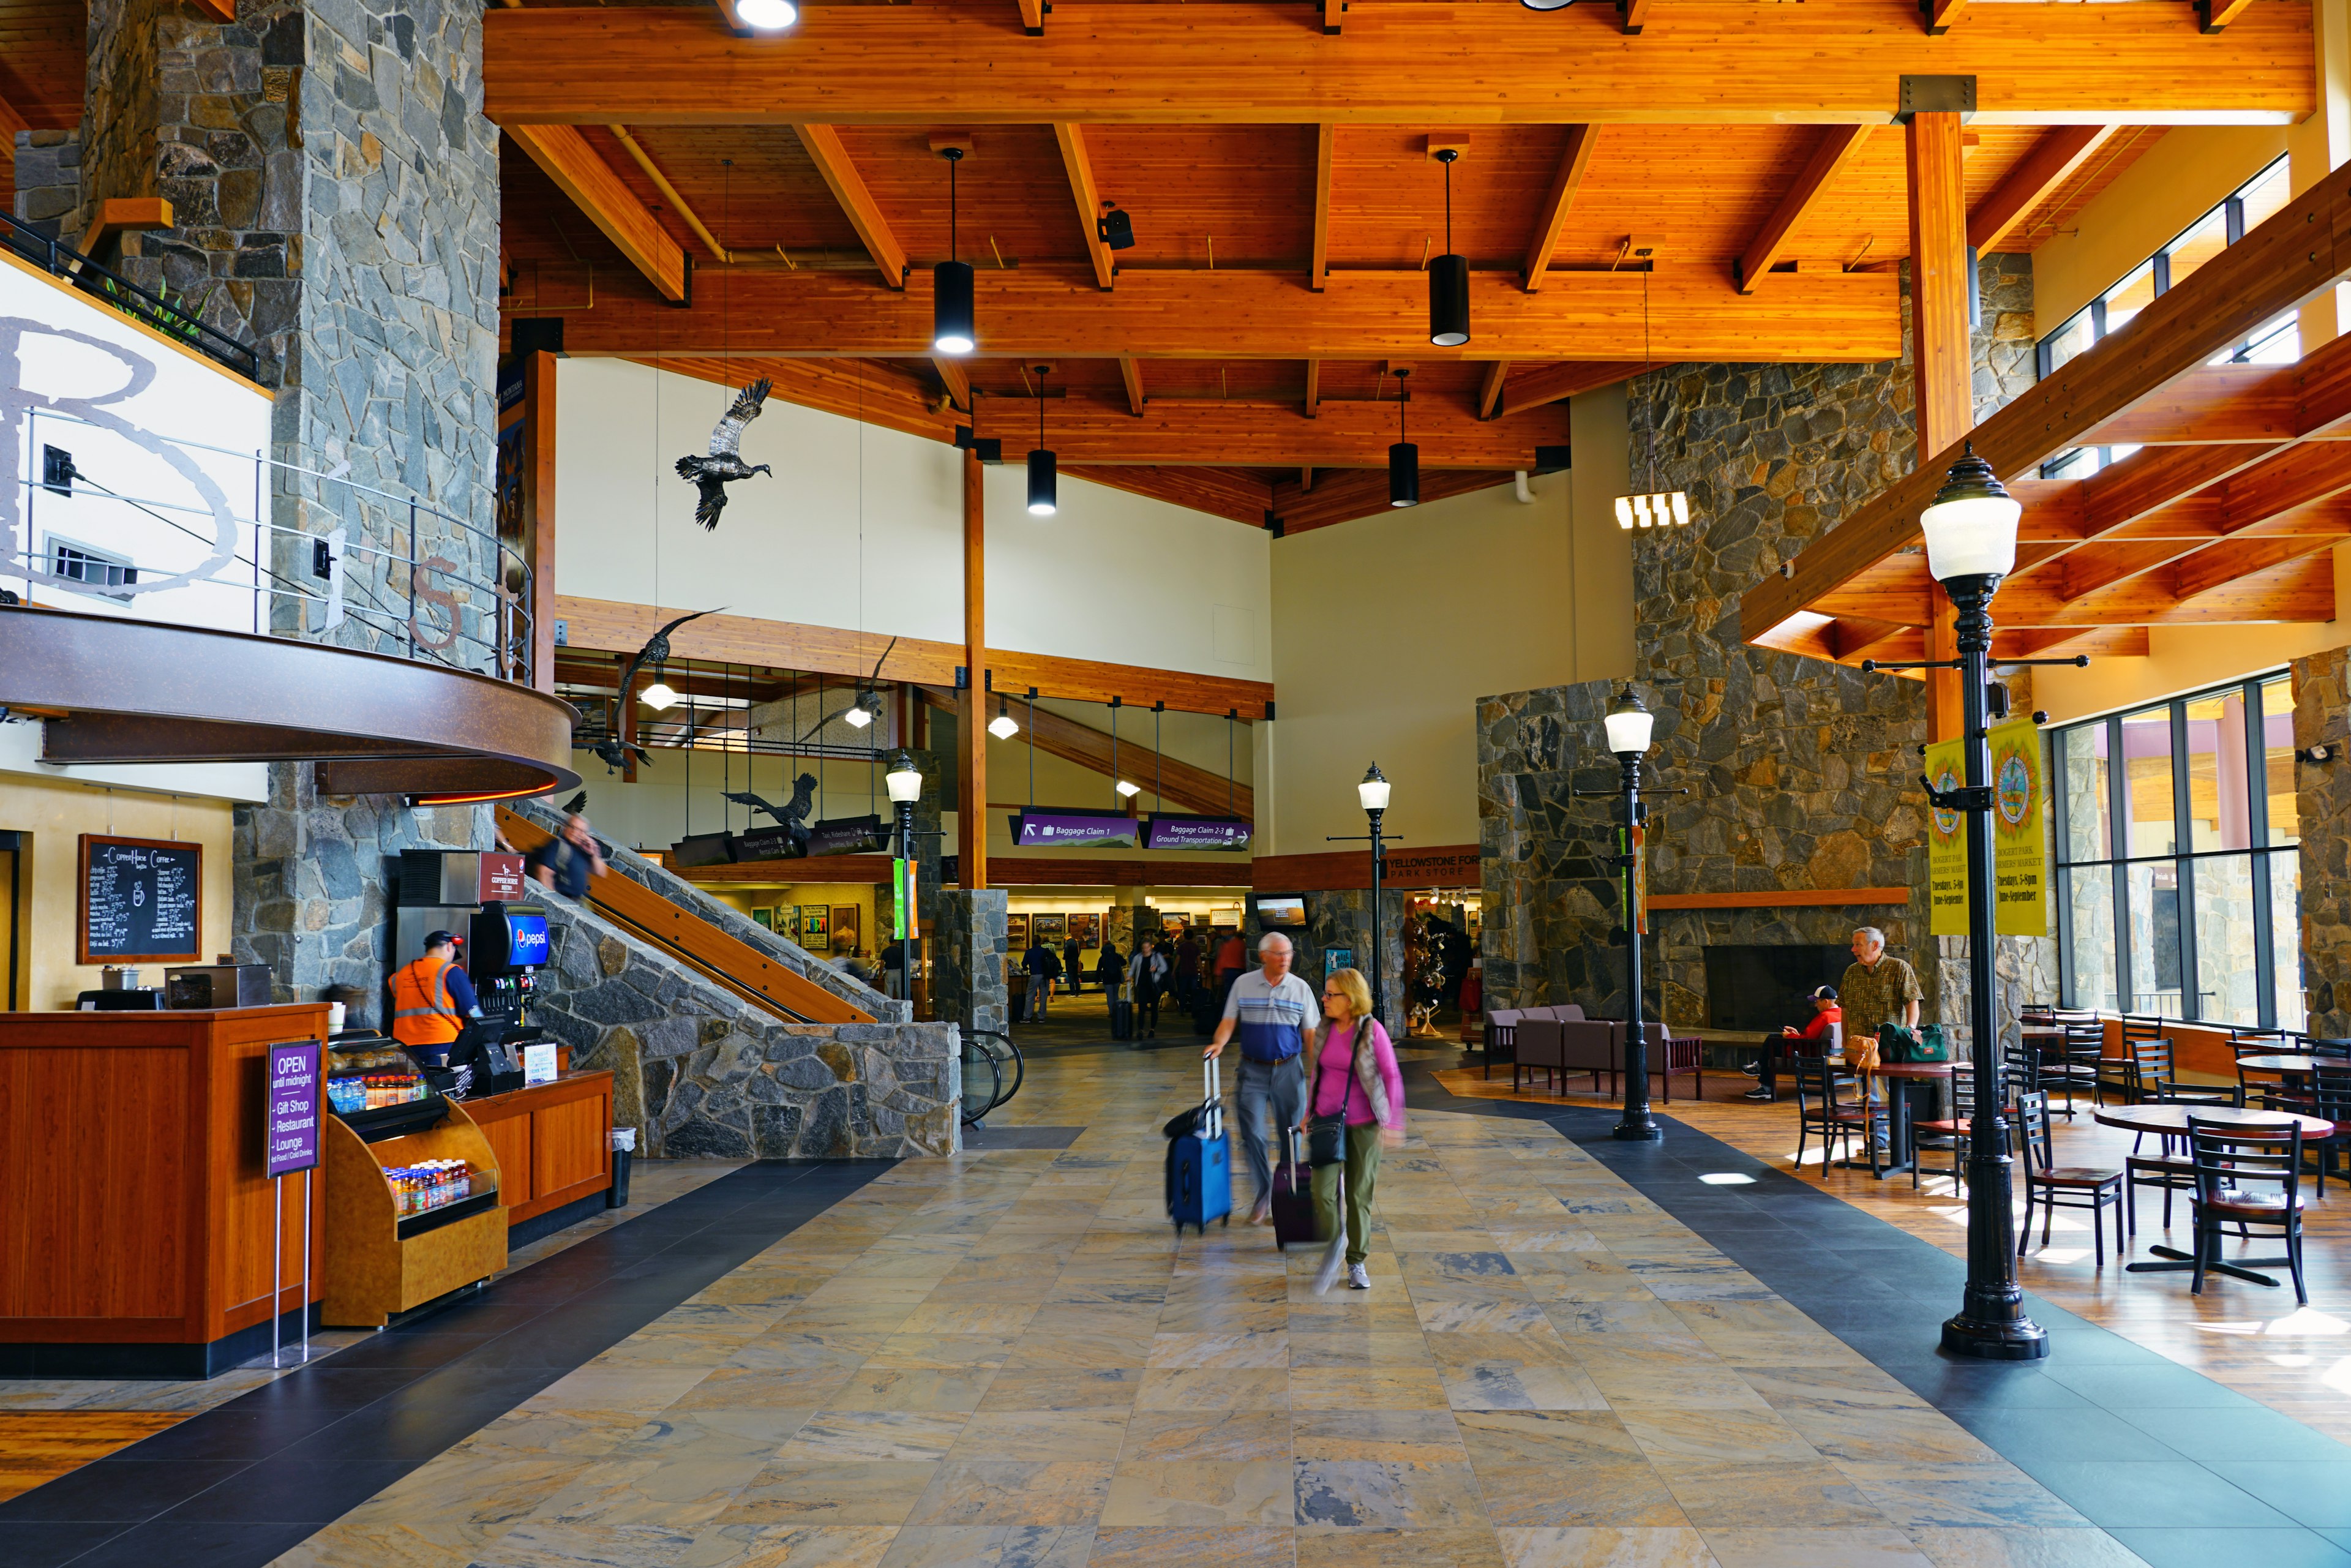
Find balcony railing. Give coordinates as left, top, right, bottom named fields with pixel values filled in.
left=2, top=208, right=265, bottom=384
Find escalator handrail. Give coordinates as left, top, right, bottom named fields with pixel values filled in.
left=967, top=1030, right=1023, bottom=1117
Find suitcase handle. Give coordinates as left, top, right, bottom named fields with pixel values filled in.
left=1202, top=1055, right=1223, bottom=1142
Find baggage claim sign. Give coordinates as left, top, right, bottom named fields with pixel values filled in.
left=1925, top=720, right=2050, bottom=939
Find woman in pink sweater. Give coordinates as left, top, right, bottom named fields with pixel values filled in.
left=1301, top=966, right=1405, bottom=1294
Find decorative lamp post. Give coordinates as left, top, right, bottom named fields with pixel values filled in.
left=1865, top=441, right=2059, bottom=1362
left=885, top=751, right=924, bottom=1006
left=1357, top=765, right=1392, bottom=1027
left=1597, top=689, right=1662, bottom=1142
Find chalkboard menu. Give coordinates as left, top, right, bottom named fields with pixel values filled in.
left=78, top=834, right=203, bottom=964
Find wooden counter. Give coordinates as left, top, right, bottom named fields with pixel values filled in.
left=0, top=1004, right=329, bottom=1378
left=461, top=1068, right=614, bottom=1230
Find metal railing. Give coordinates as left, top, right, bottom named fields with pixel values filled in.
left=7, top=408, right=536, bottom=685
left=2, top=209, right=265, bottom=384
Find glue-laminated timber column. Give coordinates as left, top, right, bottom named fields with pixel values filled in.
left=959, top=449, right=988, bottom=890
left=1908, top=110, right=1972, bottom=741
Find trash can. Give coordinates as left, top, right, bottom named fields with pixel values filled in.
left=609, top=1126, right=637, bottom=1209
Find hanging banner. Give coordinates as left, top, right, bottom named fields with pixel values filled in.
left=1010, top=810, right=1139, bottom=850
left=1621, top=824, right=1648, bottom=937
left=1992, top=718, right=2050, bottom=937
left=1925, top=737, right=1968, bottom=937
left=1142, top=816, right=1253, bottom=851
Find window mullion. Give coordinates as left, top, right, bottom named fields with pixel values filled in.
left=2171, top=700, right=2198, bottom=1020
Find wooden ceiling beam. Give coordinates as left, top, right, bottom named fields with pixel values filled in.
left=1018, top=0, right=1045, bottom=33
left=1501, top=361, right=1643, bottom=415
left=1744, top=156, right=2351, bottom=648
left=1967, top=125, right=2115, bottom=252
left=2200, top=0, right=2259, bottom=31
left=1477, top=362, right=1509, bottom=421
left=1521, top=125, right=1597, bottom=293
left=792, top=124, right=908, bottom=289
left=1064, top=466, right=1270, bottom=526
left=2074, top=328, right=2351, bottom=446
left=538, top=265, right=1903, bottom=363
left=1269, top=468, right=1509, bottom=533
left=1923, top=0, right=1968, bottom=35
left=606, top=126, right=732, bottom=262
left=482, top=4, right=2315, bottom=126
left=1303, top=360, right=1321, bottom=418
left=503, top=122, right=688, bottom=302
left=1620, top=0, right=1654, bottom=34
left=1118, top=355, right=1147, bottom=415
left=1993, top=625, right=2151, bottom=660
left=1735, top=125, right=1873, bottom=293
left=1054, top=124, right=1117, bottom=290
left=934, top=356, right=972, bottom=413
left=1310, top=124, right=1335, bottom=291
left=915, top=685, right=1254, bottom=817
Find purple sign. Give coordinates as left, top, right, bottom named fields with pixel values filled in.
left=264, top=1040, right=321, bottom=1177
left=1144, top=816, right=1253, bottom=852
left=1011, top=811, right=1139, bottom=850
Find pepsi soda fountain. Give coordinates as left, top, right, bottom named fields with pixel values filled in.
left=465, top=901, right=551, bottom=1028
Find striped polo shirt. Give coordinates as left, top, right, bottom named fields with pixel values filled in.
left=1222, top=970, right=1322, bottom=1062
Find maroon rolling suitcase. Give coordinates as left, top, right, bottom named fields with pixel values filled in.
left=1270, top=1126, right=1318, bottom=1250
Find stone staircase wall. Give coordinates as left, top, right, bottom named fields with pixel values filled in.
left=530, top=886, right=959, bottom=1158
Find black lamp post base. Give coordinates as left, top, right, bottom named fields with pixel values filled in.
left=1940, top=1313, right=2051, bottom=1360
left=1611, top=1118, right=1664, bottom=1142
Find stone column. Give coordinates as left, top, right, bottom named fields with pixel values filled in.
left=2295, top=647, right=2351, bottom=1033
left=932, top=888, right=1009, bottom=1039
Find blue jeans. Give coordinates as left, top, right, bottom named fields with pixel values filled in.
left=1235, top=1056, right=1307, bottom=1206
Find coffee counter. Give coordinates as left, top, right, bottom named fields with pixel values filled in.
left=460, top=1067, right=615, bottom=1243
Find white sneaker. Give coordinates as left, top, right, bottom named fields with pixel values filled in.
left=1347, top=1262, right=1371, bottom=1290
left=1312, top=1236, right=1347, bottom=1295
left=1248, top=1196, right=1272, bottom=1226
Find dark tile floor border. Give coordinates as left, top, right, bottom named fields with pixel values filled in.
left=1407, top=1065, right=2351, bottom=1568
left=959, top=1124, right=1089, bottom=1150
left=0, top=1158, right=896, bottom=1568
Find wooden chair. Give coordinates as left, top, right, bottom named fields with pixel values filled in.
left=2188, top=1115, right=2310, bottom=1304
left=2017, top=1090, right=2125, bottom=1264
left=1909, top=1062, right=1974, bottom=1193
left=1792, top=1056, right=1876, bottom=1173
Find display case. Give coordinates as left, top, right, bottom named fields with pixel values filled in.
left=321, top=1094, right=506, bottom=1327
left=324, top=1035, right=447, bottom=1139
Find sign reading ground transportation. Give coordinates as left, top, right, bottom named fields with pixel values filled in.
left=78, top=833, right=203, bottom=963
left=1011, top=810, right=1139, bottom=850
left=264, top=1040, right=321, bottom=1177
left=1143, top=816, right=1253, bottom=851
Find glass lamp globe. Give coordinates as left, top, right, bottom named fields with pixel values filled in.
left=642, top=680, right=678, bottom=711
left=1357, top=764, right=1392, bottom=813
left=988, top=711, right=1019, bottom=740
left=734, top=0, right=796, bottom=26
left=1115, top=779, right=1142, bottom=798
left=1919, top=442, right=2022, bottom=583
left=1602, top=689, right=1654, bottom=758
left=884, top=752, right=924, bottom=804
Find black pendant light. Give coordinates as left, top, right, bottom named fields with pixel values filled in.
left=1389, top=367, right=1419, bottom=508
left=1429, top=148, right=1470, bottom=348
left=934, top=146, right=975, bottom=354
left=1026, top=364, right=1057, bottom=516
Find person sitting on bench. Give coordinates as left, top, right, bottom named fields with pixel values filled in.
left=1744, top=985, right=1840, bottom=1103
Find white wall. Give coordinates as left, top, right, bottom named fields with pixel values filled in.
left=554, top=358, right=1272, bottom=684
left=1265, top=397, right=1635, bottom=857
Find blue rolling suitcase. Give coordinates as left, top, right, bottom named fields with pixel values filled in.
left=1165, top=1057, right=1232, bottom=1234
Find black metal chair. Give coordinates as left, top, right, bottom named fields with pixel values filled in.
left=2047, top=1009, right=2104, bottom=1119
left=2017, top=1090, right=2126, bottom=1265
left=1909, top=1062, right=1974, bottom=1194
left=2306, top=1066, right=2351, bottom=1195
left=2188, top=1114, right=2310, bottom=1304
left=2124, top=1078, right=2240, bottom=1237
left=1792, top=1055, right=1877, bottom=1173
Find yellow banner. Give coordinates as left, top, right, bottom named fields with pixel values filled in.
left=1925, top=737, right=1967, bottom=937
left=1992, top=718, right=2050, bottom=937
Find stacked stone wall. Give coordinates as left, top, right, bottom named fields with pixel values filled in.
left=10, top=130, right=81, bottom=228
left=1480, top=254, right=2057, bottom=1053
left=931, top=888, right=1010, bottom=1038
left=2294, top=647, right=2351, bottom=1033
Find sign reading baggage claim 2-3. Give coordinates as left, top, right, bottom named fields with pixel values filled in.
left=1925, top=721, right=2049, bottom=939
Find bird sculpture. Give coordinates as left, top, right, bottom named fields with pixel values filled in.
left=588, top=734, right=650, bottom=775
left=724, top=773, right=821, bottom=855
left=615, top=609, right=716, bottom=709
left=674, top=378, right=773, bottom=529
left=561, top=790, right=588, bottom=814
left=799, top=637, right=900, bottom=741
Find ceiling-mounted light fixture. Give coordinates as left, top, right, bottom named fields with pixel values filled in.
left=642, top=677, right=680, bottom=711
left=1026, top=364, right=1058, bottom=516
left=988, top=694, right=1020, bottom=740
left=1389, top=367, right=1419, bottom=508
left=732, top=0, right=797, bottom=28
left=1098, top=201, right=1136, bottom=250
left=1429, top=147, right=1470, bottom=348
left=1520, top=0, right=1575, bottom=10
left=1614, top=250, right=1692, bottom=532
left=1115, top=779, right=1142, bottom=798
left=842, top=694, right=876, bottom=729
left=933, top=145, right=975, bottom=354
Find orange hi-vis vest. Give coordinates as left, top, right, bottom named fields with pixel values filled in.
left=391, top=955, right=463, bottom=1048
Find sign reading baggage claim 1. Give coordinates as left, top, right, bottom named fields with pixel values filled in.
left=1925, top=720, right=2048, bottom=939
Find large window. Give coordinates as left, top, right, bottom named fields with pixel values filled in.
left=2036, top=157, right=2295, bottom=481
left=2052, top=675, right=2301, bottom=1027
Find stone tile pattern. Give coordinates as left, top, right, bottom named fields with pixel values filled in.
left=533, top=893, right=960, bottom=1159
left=75, top=0, right=503, bottom=669
left=1479, top=254, right=2055, bottom=1054
left=265, top=1050, right=2118, bottom=1568
left=509, top=795, right=906, bottom=1024
left=2293, top=645, right=2349, bottom=1032
left=230, top=760, right=490, bottom=1025
left=932, top=888, right=1010, bottom=1038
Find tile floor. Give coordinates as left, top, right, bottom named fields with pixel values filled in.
left=247, top=1042, right=2131, bottom=1568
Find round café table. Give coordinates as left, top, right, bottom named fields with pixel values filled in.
left=1840, top=1061, right=1956, bottom=1177
left=2234, top=1054, right=2341, bottom=1075
left=2091, top=1103, right=2336, bottom=1285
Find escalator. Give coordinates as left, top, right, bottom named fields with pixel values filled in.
left=497, top=805, right=873, bottom=1026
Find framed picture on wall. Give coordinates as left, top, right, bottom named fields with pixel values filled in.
left=1324, top=947, right=1355, bottom=977
left=1070, top=913, right=1101, bottom=947
left=1007, top=913, right=1030, bottom=947
left=800, top=905, right=829, bottom=940
left=1032, top=912, right=1067, bottom=941
left=752, top=907, right=775, bottom=931
left=832, top=906, right=860, bottom=945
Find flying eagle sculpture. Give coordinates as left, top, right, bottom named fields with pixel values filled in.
left=674, top=378, right=773, bottom=530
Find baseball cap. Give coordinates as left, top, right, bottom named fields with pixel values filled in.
left=1809, top=985, right=1838, bottom=1002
